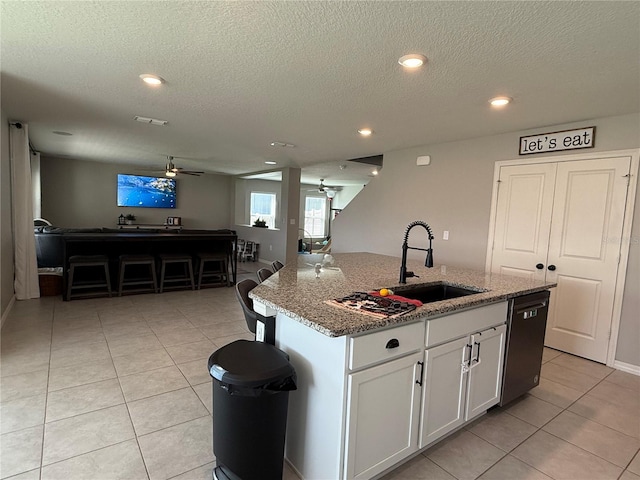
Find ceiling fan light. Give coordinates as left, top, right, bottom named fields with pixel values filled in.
left=165, top=170, right=176, bottom=177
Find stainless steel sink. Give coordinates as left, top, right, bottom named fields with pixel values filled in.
left=393, top=283, right=483, bottom=303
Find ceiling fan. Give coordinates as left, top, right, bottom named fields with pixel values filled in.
left=308, top=179, right=339, bottom=193
left=163, top=156, right=204, bottom=177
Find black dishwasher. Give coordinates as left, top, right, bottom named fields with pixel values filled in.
left=499, top=290, right=551, bottom=407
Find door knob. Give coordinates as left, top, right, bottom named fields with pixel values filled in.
left=547, top=265, right=556, bottom=271
left=536, top=263, right=544, bottom=270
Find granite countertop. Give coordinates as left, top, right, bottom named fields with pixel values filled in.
left=249, top=252, right=556, bottom=337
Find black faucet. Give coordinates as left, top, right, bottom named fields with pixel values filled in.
left=399, top=220, right=434, bottom=284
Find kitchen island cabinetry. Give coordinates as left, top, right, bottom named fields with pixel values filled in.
left=250, top=253, right=553, bottom=480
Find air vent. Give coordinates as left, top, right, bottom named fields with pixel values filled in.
left=134, top=116, right=168, bottom=126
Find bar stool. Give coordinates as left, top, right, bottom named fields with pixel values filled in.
left=158, top=253, right=195, bottom=293
left=67, top=255, right=112, bottom=300
left=118, top=254, right=158, bottom=296
left=196, top=252, right=230, bottom=289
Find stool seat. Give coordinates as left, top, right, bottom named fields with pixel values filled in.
left=118, top=254, right=157, bottom=296
left=159, top=253, right=195, bottom=292
left=67, top=255, right=112, bottom=300
left=196, top=252, right=229, bottom=289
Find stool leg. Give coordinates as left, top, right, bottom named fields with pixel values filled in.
left=159, top=261, right=166, bottom=293
left=150, top=262, right=158, bottom=293
left=187, top=259, right=195, bottom=290
left=67, top=265, right=75, bottom=300
left=118, top=261, right=125, bottom=297
left=224, top=258, right=230, bottom=287
left=197, top=259, right=205, bottom=290
left=104, top=263, right=112, bottom=297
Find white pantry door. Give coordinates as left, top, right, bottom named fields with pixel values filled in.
left=490, top=156, right=631, bottom=363
left=544, top=157, right=630, bottom=362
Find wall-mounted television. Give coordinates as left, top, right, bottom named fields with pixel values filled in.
left=117, top=174, right=176, bottom=208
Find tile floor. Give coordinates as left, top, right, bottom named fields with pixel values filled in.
left=1, top=263, right=639, bottom=480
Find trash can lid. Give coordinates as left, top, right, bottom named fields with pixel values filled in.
left=208, top=340, right=294, bottom=387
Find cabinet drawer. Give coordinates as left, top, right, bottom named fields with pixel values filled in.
left=425, top=301, right=508, bottom=348
left=349, top=322, right=424, bottom=371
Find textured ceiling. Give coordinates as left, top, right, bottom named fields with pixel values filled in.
left=1, top=1, right=639, bottom=186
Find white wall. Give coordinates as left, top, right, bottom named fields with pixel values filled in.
left=1, top=110, right=15, bottom=320
left=333, top=113, right=640, bottom=366
left=41, top=156, right=233, bottom=229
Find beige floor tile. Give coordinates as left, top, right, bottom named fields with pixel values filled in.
left=112, top=348, right=174, bottom=377
left=505, top=394, right=562, bottom=427
left=605, top=369, right=640, bottom=391
left=165, top=339, right=216, bottom=364
left=588, top=379, right=640, bottom=411
left=0, top=349, right=51, bottom=378
left=549, top=353, right=614, bottom=380
left=629, top=451, right=640, bottom=475
left=540, top=362, right=602, bottom=393
left=49, top=340, right=111, bottom=369
left=107, top=332, right=163, bottom=357
left=477, top=454, right=552, bottom=480
left=143, top=309, right=189, bottom=323
left=0, top=425, right=43, bottom=479
left=98, top=310, right=146, bottom=325
left=469, top=410, right=537, bottom=452
left=41, top=439, right=147, bottom=480
left=426, top=430, right=505, bottom=480
left=169, top=462, right=215, bottom=480
left=528, top=377, right=584, bottom=409
left=154, top=327, right=207, bottom=348
left=543, top=410, right=640, bottom=467
left=127, top=387, right=208, bottom=436
left=52, top=314, right=101, bottom=331
left=48, top=359, right=116, bottom=392
left=138, top=416, right=214, bottom=480
left=621, top=470, right=640, bottom=480
left=102, top=320, right=153, bottom=340
left=4, top=469, right=41, bottom=480
left=177, top=359, right=212, bottom=386
left=42, top=404, right=134, bottom=466
left=0, top=369, right=48, bottom=402
left=569, top=393, right=640, bottom=439
left=192, top=382, right=213, bottom=414
left=119, top=365, right=189, bottom=402
left=381, top=455, right=455, bottom=479
left=51, top=328, right=106, bottom=350
left=199, top=321, right=248, bottom=340
left=0, top=394, right=46, bottom=434
left=512, top=430, right=622, bottom=480
left=45, top=378, right=124, bottom=423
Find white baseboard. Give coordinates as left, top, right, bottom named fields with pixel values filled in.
left=1, top=295, right=16, bottom=329
left=613, top=360, right=640, bottom=376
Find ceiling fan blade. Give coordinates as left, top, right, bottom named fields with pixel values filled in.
left=180, top=171, right=201, bottom=176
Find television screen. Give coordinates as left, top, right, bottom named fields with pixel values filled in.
left=117, top=174, right=176, bottom=208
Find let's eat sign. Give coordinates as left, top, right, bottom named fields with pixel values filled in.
left=519, top=127, right=595, bottom=155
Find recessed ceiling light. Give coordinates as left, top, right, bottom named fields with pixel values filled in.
left=52, top=131, right=72, bottom=136
left=398, top=54, right=427, bottom=68
left=358, top=128, right=373, bottom=136
left=489, top=96, right=512, bottom=107
left=139, top=74, right=165, bottom=86
left=265, top=161, right=277, bottom=165
left=371, top=169, right=379, bottom=176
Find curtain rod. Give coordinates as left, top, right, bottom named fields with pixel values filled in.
left=9, top=121, right=40, bottom=155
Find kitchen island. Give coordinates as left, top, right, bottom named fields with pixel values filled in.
left=250, top=253, right=555, bottom=480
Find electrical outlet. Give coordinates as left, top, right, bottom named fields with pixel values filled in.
left=269, top=245, right=272, bottom=251
left=256, top=321, right=265, bottom=342
left=443, top=230, right=449, bottom=240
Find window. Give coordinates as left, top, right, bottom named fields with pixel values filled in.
left=304, top=196, right=326, bottom=238
left=250, top=192, right=276, bottom=228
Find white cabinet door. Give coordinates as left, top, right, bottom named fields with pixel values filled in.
left=344, top=351, right=422, bottom=480
left=419, top=337, right=469, bottom=448
left=465, top=325, right=507, bottom=420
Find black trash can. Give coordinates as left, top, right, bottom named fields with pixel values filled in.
left=208, top=340, right=297, bottom=480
